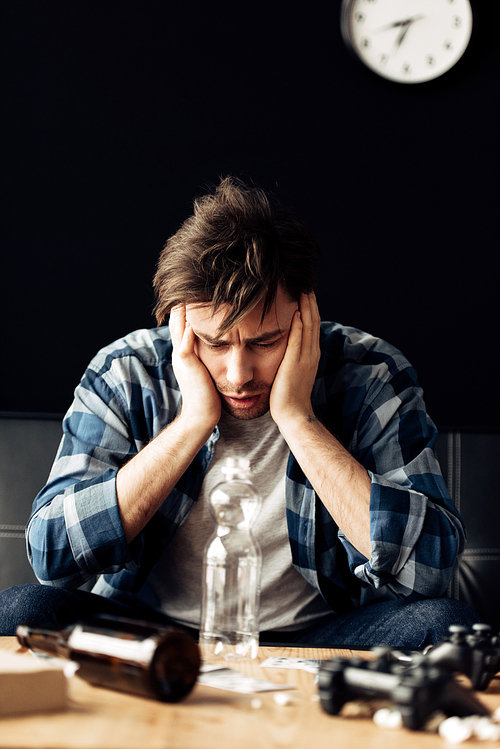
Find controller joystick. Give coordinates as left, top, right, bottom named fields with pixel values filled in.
left=318, top=655, right=490, bottom=731
left=425, top=623, right=500, bottom=691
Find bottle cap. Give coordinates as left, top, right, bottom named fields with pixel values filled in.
left=221, top=457, right=251, bottom=475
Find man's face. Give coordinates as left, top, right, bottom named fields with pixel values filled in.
left=185, top=286, right=298, bottom=419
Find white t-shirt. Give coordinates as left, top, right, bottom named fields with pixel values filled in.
left=139, top=408, right=332, bottom=632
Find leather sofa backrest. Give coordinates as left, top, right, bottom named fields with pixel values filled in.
left=435, top=429, right=500, bottom=629
left=0, top=413, right=63, bottom=589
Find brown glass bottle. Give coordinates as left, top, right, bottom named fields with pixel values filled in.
left=17, top=614, right=201, bottom=703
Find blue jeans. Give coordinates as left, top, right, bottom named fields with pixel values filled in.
left=0, top=583, right=479, bottom=648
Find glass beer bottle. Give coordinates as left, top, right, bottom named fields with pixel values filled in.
left=17, top=614, right=200, bottom=702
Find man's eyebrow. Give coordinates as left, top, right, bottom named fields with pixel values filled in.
left=193, top=328, right=284, bottom=344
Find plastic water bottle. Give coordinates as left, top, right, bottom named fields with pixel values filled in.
left=199, top=457, right=262, bottom=661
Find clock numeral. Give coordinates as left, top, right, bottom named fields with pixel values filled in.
left=426, top=55, right=436, bottom=67
left=379, top=53, right=389, bottom=66
left=444, top=38, right=454, bottom=50
left=402, top=62, right=412, bottom=75
left=355, top=12, right=365, bottom=23
left=361, top=37, right=371, bottom=49
left=453, top=16, right=462, bottom=28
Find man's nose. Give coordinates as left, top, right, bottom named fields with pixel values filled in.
left=225, top=348, right=253, bottom=388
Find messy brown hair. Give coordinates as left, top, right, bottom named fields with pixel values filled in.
left=153, top=176, right=320, bottom=335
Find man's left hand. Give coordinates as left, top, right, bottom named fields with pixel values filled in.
left=270, top=291, right=321, bottom=428
left=270, top=291, right=372, bottom=559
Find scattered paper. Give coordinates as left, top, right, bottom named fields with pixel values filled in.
left=260, top=656, right=323, bottom=674
left=198, top=663, right=294, bottom=694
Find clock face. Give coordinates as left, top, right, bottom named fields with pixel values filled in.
left=341, top=0, right=473, bottom=84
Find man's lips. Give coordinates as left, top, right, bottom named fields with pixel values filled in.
left=221, top=393, right=263, bottom=409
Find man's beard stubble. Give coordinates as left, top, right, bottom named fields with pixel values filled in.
left=217, top=379, right=272, bottom=420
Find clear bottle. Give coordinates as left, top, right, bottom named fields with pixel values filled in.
left=199, top=457, right=262, bottom=661
left=16, top=614, right=201, bottom=703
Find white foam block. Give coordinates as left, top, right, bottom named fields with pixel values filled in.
left=0, top=650, right=67, bottom=716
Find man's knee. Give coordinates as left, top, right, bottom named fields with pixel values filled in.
left=401, top=597, right=480, bottom=647
left=0, top=583, right=93, bottom=635
left=349, top=596, right=480, bottom=648
left=0, top=584, right=47, bottom=635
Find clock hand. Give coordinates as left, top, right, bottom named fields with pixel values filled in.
left=378, top=15, right=425, bottom=33
left=394, top=20, right=412, bottom=51
left=382, top=15, right=425, bottom=54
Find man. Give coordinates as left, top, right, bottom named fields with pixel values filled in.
left=0, top=177, right=475, bottom=645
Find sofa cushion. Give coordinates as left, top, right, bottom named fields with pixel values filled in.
left=436, top=429, right=500, bottom=628
left=0, top=413, right=63, bottom=589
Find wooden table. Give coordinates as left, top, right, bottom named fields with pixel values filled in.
left=0, top=636, right=499, bottom=748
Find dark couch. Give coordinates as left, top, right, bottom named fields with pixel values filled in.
left=1, top=412, right=499, bottom=627
left=435, top=428, right=500, bottom=628
left=0, top=413, right=63, bottom=590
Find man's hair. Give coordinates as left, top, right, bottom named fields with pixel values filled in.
left=153, top=176, right=320, bottom=334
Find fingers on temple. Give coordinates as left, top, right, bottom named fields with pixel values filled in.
left=300, top=293, right=321, bottom=343
left=169, top=306, right=187, bottom=347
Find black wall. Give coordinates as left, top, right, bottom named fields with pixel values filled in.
left=1, top=0, right=499, bottom=427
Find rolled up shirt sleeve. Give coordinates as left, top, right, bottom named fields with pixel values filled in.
left=26, top=328, right=181, bottom=588
left=338, top=358, right=466, bottom=600
left=27, top=375, right=138, bottom=587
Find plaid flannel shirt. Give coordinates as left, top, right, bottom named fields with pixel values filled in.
left=27, top=323, right=466, bottom=615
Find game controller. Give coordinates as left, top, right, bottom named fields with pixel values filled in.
left=424, top=624, right=500, bottom=691
left=318, top=654, right=490, bottom=731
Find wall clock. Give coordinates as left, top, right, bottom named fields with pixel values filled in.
left=341, top=0, right=474, bottom=84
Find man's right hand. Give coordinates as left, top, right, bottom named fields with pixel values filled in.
left=169, top=306, right=221, bottom=435
left=116, top=307, right=221, bottom=543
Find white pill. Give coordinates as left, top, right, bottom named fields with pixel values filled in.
left=273, top=692, right=292, bottom=706
left=473, top=717, right=500, bottom=741
left=373, top=708, right=402, bottom=729
left=438, top=716, right=474, bottom=744
left=251, top=698, right=262, bottom=709
left=63, top=661, right=80, bottom=678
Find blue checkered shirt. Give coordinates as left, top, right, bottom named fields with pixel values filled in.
left=27, top=323, right=466, bottom=615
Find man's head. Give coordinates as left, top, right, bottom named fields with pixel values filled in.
left=184, top=286, right=299, bottom=419
left=153, top=177, right=321, bottom=419
left=153, top=176, right=320, bottom=335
